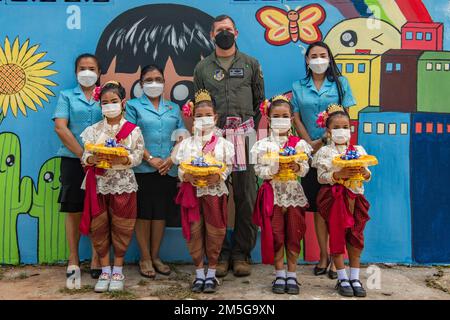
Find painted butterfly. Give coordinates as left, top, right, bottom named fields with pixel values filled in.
left=256, top=4, right=326, bottom=46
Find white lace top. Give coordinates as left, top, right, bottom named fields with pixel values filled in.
left=80, top=118, right=145, bottom=195
left=172, top=132, right=235, bottom=197
left=251, top=134, right=312, bottom=208
left=312, top=143, right=371, bottom=195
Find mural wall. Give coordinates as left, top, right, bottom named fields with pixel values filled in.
left=0, top=0, right=449, bottom=265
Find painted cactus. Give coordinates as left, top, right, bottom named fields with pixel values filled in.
left=0, top=132, right=33, bottom=265
left=29, top=157, right=68, bottom=263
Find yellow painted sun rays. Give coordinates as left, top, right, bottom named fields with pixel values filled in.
left=0, top=37, right=57, bottom=117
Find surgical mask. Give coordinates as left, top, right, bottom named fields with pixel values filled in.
left=308, top=58, right=330, bottom=74
left=270, top=118, right=291, bottom=132
left=77, top=70, right=98, bottom=87
left=194, top=116, right=215, bottom=131
left=102, top=103, right=122, bottom=118
left=143, top=82, right=164, bottom=98
left=331, top=128, right=351, bottom=144
left=215, top=30, right=236, bottom=50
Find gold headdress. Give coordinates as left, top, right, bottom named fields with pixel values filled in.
left=194, top=89, right=213, bottom=104
left=271, top=94, right=290, bottom=104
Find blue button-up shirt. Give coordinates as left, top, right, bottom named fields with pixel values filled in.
left=291, top=76, right=356, bottom=140
left=52, top=85, right=103, bottom=158
left=125, top=95, right=185, bottom=177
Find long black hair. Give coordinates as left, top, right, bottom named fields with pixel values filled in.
left=304, top=41, right=343, bottom=105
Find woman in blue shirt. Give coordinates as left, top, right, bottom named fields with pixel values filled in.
left=291, top=41, right=356, bottom=280
left=125, top=65, right=187, bottom=278
left=53, top=53, right=104, bottom=287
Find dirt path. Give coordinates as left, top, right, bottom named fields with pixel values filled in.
left=0, top=264, right=449, bottom=300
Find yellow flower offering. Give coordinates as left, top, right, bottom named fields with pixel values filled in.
left=180, top=154, right=226, bottom=187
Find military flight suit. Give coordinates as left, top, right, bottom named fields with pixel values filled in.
left=193, top=50, right=265, bottom=262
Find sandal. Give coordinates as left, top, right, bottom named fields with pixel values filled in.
left=191, top=278, right=205, bottom=293
left=203, top=277, right=220, bottom=294
left=286, top=277, right=301, bottom=295
left=313, top=258, right=331, bottom=276
left=152, top=259, right=171, bottom=275
left=272, top=277, right=286, bottom=294
left=66, top=265, right=81, bottom=290
left=139, top=260, right=156, bottom=279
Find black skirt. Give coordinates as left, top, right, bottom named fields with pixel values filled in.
left=135, top=172, right=180, bottom=226
left=301, top=166, right=321, bottom=213
left=58, top=157, right=85, bottom=213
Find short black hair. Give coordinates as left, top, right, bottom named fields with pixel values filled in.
left=326, top=110, right=350, bottom=128
left=100, top=82, right=126, bottom=101
left=95, top=4, right=215, bottom=77
left=269, top=99, right=293, bottom=116
left=211, top=14, right=237, bottom=32
left=75, top=53, right=101, bottom=73
left=140, top=64, right=164, bottom=82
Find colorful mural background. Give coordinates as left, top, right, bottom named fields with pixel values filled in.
left=0, top=0, right=449, bottom=265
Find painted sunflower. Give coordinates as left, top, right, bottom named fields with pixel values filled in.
left=0, top=37, right=57, bottom=117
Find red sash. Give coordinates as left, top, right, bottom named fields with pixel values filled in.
left=79, top=121, right=137, bottom=235
left=283, top=135, right=301, bottom=149
left=252, top=180, right=275, bottom=265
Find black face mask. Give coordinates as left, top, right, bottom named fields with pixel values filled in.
left=214, top=30, right=235, bottom=50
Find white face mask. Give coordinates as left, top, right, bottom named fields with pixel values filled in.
left=308, top=58, right=330, bottom=74
left=331, top=128, right=351, bottom=144
left=77, top=70, right=98, bottom=88
left=143, top=82, right=164, bottom=98
left=194, top=116, right=215, bottom=131
left=102, top=103, right=122, bottom=118
left=270, top=117, right=291, bottom=132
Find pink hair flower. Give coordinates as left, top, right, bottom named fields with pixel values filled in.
left=182, top=101, right=194, bottom=118
left=92, top=86, right=102, bottom=102
left=259, top=99, right=271, bottom=116
left=316, top=110, right=328, bottom=128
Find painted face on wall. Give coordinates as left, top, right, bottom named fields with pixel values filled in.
left=0, top=133, right=20, bottom=182
left=324, top=18, right=401, bottom=55
left=38, top=158, right=61, bottom=194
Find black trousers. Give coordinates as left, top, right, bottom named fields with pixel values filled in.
left=220, top=165, right=258, bottom=262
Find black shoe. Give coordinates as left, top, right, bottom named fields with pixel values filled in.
left=313, top=259, right=330, bottom=276
left=191, top=278, right=205, bottom=293
left=328, top=269, right=338, bottom=280
left=285, top=277, right=300, bottom=295
left=203, top=277, right=219, bottom=293
left=90, top=268, right=102, bottom=279
left=272, top=277, right=286, bottom=294
left=350, top=280, right=367, bottom=297
left=335, top=279, right=354, bottom=297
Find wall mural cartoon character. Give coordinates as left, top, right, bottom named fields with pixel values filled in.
left=29, top=157, right=68, bottom=264
left=0, top=132, right=33, bottom=265
left=256, top=4, right=326, bottom=46
left=324, top=17, right=401, bottom=55
left=0, top=37, right=57, bottom=117
left=95, top=4, right=215, bottom=107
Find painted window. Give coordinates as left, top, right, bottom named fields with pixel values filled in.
left=351, top=125, right=355, bottom=133
left=415, top=122, right=423, bottom=134
left=363, top=122, right=372, bottom=134
left=388, top=123, right=397, bottom=135
left=396, top=63, right=402, bottom=72
left=426, top=63, right=433, bottom=71
left=377, top=123, right=385, bottom=134
left=416, top=32, right=423, bottom=40
left=400, top=123, right=408, bottom=135
left=425, top=32, right=432, bottom=41
left=436, top=63, right=442, bottom=71
left=346, top=63, right=354, bottom=73
left=386, top=63, right=393, bottom=72
left=445, top=63, right=450, bottom=71
left=358, top=63, right=365, bottom=73
left=447, top=124, right=450, bottom=133
left=337, top=63, right=343, bottom=72
left=405, top=31, right=413, bottom=40
left=437, top=123, right=443, bottom=134
left=426, top=122, right=433, bottom=133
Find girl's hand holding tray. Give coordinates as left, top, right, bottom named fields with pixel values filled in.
left=180, top=154, right=226, bottom=188
left=263, top=146, right=308, bottom=181
left=85, top=138, right=130, bottom=169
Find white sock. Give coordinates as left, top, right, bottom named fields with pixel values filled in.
left=286, top=272, right=297, bottom=285
left=350, top=268, right=361, bottom=287
left=275, top=269, right=286, bottom=285
left=195, top=268, right=206, bottom=280
left=206, top=268, right=216, bottom=279
left=102, top=266, right=111, bottom=275
left=112, top=266, right=123, bottom=275
left=337, top=269, right=350, bottom=287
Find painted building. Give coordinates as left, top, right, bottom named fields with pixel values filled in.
left=358, top=112, right=450, bottom=263
left=335, top=54, right=381, bottom=119
left=401, top=22, right=443, bottom=51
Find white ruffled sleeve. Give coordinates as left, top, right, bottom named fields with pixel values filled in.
left=221, top=139, right=235, bottom=181
left=127, top=127, right=145, bottom=168
left=251, top=140, right=279, bottom=180
left=356, top=145, right=372, bottom=182
left=294, top=139, right=312, bottom=178
left=80, top=125, right=96, bottom=165
left=312, top=147, right=335, bottom=185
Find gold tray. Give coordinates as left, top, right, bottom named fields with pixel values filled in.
left=263, top=152, right=308, bottom=181
left=85, top=143, right=129, bottom=169
left=180, top=159, right=226, bottom=187
left=332, top=154, right=378, bottom=188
